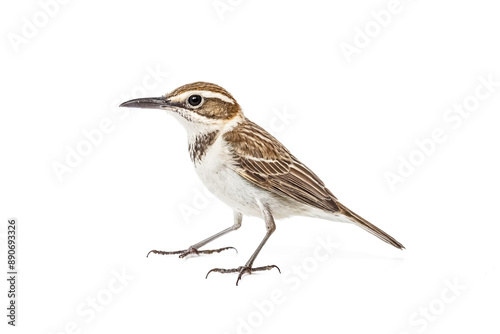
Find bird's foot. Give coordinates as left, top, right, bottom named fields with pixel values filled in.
left=147, top=246, right=237, bottom=258
left=206, top=264, right=281, bottom=286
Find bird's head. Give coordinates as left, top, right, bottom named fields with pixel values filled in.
left=120, top=82, right=243, bottom=135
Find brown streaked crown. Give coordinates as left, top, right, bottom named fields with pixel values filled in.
left=168, top=82, right=236, bottom=99
left=166, top=82, right=242, bottom=120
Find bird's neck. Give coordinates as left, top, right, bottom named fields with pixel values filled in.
left=188, top=130, right=220, bottom=164
left=186, top=114, right=245, bottom=164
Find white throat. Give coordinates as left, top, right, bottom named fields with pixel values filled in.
left=165, top=109, right=244, bottom=163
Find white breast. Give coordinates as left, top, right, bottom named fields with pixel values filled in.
left=193, top=137, right=261, bottom=217
left=192, top=136, right=314, bottom=219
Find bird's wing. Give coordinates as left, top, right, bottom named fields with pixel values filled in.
left=223, top=119, right=339, bottom=212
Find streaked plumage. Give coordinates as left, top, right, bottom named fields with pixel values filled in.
left=224, top=120, right=340, bottom=213
left=120, top=81, right=404, bottom=285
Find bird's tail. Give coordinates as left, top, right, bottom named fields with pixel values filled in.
left=337, top=202, right=405, bottom=250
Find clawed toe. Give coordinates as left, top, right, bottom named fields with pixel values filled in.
left=206, top=264, right=281, bottom=286
left=146, top=246, right=237, bottom=258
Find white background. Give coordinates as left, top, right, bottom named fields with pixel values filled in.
left=1, top=0, right=499, bottom=333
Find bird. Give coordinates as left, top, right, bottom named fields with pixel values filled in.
left=120, top=82, right=404, bottom=285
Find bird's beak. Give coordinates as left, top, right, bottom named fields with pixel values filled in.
left=119, top=97, right=171, bottom=110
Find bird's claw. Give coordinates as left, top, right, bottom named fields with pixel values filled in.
left=206, top=264, right=281, bottom=286
left=147, top=246, right=237, bottom=258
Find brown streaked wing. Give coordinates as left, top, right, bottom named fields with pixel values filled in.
left=224, top=120, right=339, bottom=213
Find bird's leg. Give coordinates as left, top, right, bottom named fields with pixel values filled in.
left=206, top=202, right=280, bottom=286
left=147, top=212, right=242, bottom=258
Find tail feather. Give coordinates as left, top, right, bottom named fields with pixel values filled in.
left=337, top=202, right=405, bottom=250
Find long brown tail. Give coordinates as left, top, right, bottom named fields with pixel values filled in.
left=337, top=202, right=405, bottom=250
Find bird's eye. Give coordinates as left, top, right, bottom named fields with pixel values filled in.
left=187, top=94, right=203, bottom=107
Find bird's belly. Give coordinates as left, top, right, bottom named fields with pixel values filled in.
left=194, top=161, right=311, bottom=220
left=192, top=139, right=313, bottom=219
left=194, top=160, right=264, bottom=217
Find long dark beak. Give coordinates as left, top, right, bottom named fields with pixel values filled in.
left=119, top=97, right=169, bottom=109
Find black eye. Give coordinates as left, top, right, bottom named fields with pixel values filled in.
left=188, top=94, right=203, bottom=107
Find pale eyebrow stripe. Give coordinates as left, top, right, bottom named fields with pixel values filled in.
left=170, top=90, right=235, bottom=104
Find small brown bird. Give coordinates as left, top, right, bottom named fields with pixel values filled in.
left=120, top=82, right=404, bottom=285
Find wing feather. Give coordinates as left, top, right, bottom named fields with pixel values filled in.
left=223, top=119, right=339, bottom=212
